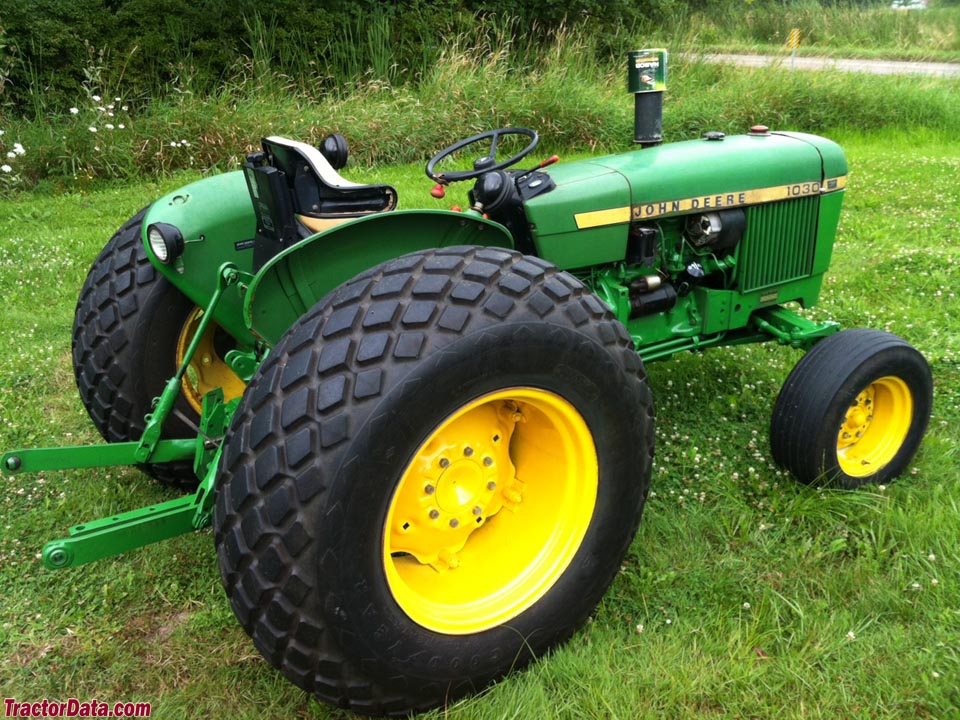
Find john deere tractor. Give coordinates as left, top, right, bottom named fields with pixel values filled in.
left=2, top=51, right=932, bottom=714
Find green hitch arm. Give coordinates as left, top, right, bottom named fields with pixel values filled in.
left=40, top=442, right=224, bottom=570
left=2, top=440, right=194, bottom=475
left=135, top=263, right=241, bottom=463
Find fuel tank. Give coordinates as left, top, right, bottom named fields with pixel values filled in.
left=524, top=131, right=847, bottom=270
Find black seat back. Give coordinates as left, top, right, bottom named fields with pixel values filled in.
left=243, top=136, right=398, bottom=270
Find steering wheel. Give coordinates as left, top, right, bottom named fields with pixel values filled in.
left=426, top=127, right=539, bottom=184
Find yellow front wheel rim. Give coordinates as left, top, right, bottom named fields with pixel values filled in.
left=836, top=376, right=913, bottom=477
left=382, top=388, right=598, bottom=635
left=175, top=307, right=247, bottom=414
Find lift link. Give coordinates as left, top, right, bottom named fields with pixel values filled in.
left=135, top=263, right=243, bottom=463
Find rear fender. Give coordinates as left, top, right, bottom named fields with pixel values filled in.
left=244, top=210, right=513, bottom=345
left=143, top=171, right=257, bottom=344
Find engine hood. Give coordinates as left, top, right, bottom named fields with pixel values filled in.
left=524, top=131, right=847, bottom=269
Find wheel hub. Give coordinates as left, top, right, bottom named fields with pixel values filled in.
left=387, top=404, right=514, bottom=572
left=839, top=387, right=875, bottom=448
left=436, top=459, right=485, bottom=513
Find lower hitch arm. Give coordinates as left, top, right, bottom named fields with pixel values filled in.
left=3, top=263, right=246, bottom=569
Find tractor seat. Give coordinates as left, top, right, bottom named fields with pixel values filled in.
left=261, top=135, right=398, bottom=218
left=243, top=135, right=398, bottom=269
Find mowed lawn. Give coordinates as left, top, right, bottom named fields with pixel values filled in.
left=0, top=129, right=957, bottom=719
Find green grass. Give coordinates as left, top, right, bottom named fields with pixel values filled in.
left=0, top=126, right=958, bottom=717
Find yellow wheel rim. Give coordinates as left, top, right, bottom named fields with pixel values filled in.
left=382, top=388, right=598, bottom=635
left=175, top=307, right=247, bottom=414
left=836, top=376, right=913, bottom=478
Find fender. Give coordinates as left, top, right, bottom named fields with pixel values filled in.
left=143, top=171, right=258, bottom=344
left=244, top=210, right=513, bottom=345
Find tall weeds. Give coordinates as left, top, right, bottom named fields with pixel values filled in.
left=1, top=8, right=959, bottom=194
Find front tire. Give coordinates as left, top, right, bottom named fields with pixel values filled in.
left=214, top=247, right=654, bottom=714
left=771, top=329, right=932, bottom=488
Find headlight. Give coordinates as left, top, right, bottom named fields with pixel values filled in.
left=147, top=223, right=184, bottom=264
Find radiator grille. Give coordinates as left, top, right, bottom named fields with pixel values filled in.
left=738, top=197, right=819, bottom=292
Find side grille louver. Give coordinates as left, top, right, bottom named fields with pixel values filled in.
left=738, top=197, right=819, bottom=292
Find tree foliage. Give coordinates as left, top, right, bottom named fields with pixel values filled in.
left=0, top=0, right=648, bottom=115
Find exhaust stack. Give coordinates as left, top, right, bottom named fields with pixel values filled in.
left=627, top=49, right=667, bottom=147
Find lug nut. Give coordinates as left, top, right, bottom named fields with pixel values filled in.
left=424, top=484, right=435, bottom=495
left=439, top=458, right=450, bottom=469
left=483, top=456, right=493, bottom=467
left=472, top=506, right=482, bottom=516
left=464, top=447, right=474, bottom=457
left=449, top=519, right=459, bottom=528
left=429, top=509, right=440, bottom=520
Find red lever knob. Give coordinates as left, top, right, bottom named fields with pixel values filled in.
left=431, top=184, right=446, bottom=199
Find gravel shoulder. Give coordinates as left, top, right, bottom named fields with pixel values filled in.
left=689, top=53, right=960, bottom=77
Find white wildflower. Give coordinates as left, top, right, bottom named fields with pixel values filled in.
left=742, top=602, right=751, bottom=610
left=13, top=143, right=24, bottom=155
left=105, top=123, right=114, bottom=130
left=118, top=124, right=125, bottom=129
left=92, top=94, right=101, bottom=101
left=89, top=127, right=97, bottom=133
left=846, top=631, right=856, bottom=641
left=70, top=107, right=79, bottom=114
left=1, top=164, right=11, bottom=173
left=6, top=152, right=14, bottom=159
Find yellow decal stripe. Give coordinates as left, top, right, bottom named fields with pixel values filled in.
left=574, top=206, right=632, bottom=229
left=574, top=175, right=848, bottom=229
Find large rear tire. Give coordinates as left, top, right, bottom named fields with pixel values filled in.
left=213, top=247, right=654, bottom=714
left=771, top=329, right=932, bottom=488
left=72, top=209, right=243, bottom=489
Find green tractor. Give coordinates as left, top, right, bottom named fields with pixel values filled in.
left=2, top=51, right=932, bottom=714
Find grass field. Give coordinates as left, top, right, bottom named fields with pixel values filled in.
left=0, top=120, right=958, bottom=718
